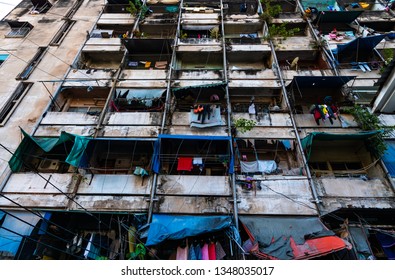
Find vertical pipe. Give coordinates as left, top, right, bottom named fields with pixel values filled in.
left=265, top=21, right=321, bottom=211
left=147, top=0, right=184, bottom=224
left=220, top=0, right=239, bottom=230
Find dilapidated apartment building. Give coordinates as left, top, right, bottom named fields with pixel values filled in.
left=0, top=0, right=394, bottom=260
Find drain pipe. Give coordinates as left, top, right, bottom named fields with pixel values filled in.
left=147, top=0, right=184, bottom=224
left=220, top=0, right=239, bottom=230
left=266, top=22, right=322, bottom=211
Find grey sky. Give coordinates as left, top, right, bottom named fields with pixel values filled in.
left=0, top=0, right=22, bottom=20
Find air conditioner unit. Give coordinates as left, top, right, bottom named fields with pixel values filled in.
left=38, top=159, right=60, bottom=172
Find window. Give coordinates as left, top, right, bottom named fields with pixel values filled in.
left=5, top=21, right=33, bottom=38
left=50, top=20, right=76, bottom=46
left=16, top=47, right=47, bottom=80
left=0, top=54, right=9, bottom=66
left=0, top=83, right=33, bottom=126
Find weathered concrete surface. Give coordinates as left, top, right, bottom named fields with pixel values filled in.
left=119, top=69, right=167, bottom=80
left=172, top=112, right=226, bottom=126
left=0, top=194, right=70, bottom=209
left=168, top=125, right=228, bottom=137
left=2, top=173, right=76, bottom=194
left=97, top=13, right=135, bottom=26
left=40, top=112, right=99, bottom=125
left=34, top=125, right=96, bottom=137
left=157, top=175, right=231, bottom=196
left=294, top=113, right=358, bottom=128
left=237, top=127, right=296, bottom=139
left=102, top=126, right=160, bottom=138
left=176, top=70, right=222, bottom=80
left=77, top=174, right=151, bottom=195
left=317, top=178, right=394, bottom=198
left=106, top=112, right=162, bottom=126
left=69, top=195, right=148, bottom=212
left=236, top=178, right=316, bottom=215
left=156, top=196, right=231, bottom=214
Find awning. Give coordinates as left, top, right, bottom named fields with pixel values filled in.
left=115, top=88, right=166, bottom=107
left=240, top=216, right=350, bottom=260
left=145, top=215, right=233, bottom=246
left=6, top=21, right=33, bottom=29
left=382, top=141, right=395, bottom=177
left=291, top=76, right=355, bottom=88
left=313, top=11, right=363, bottom=25
left=0, top=211, right=42, bottom=258
left=301, top=131, right=381, bottom=160
left=122, top=39, right=173, bottom=54
left=9, top=129, right=91, bottom=172
left=332, top=34, right=387, bottom=54
left=348, top=226, right=373, bottom=260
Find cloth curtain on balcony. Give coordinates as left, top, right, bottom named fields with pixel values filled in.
left=145, top=214, right=234, bottom=246
left=382, top=141, right=395, bottom=177
left=9, top=129, right=91, bottom=172
left=300, top=131, right=381, bottom=160
left=240, top=216, right=351, bottom=260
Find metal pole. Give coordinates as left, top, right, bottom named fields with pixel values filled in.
left=265, top=21, right=322, bottom=211
left=220, top=0, right=239, bottom=230
left=147, top=0, right=184, bottom=224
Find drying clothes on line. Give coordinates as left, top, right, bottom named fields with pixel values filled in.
left=215, top=241, right=226, bottom=260
left=248, top=103, right=256, bottom=115
left=310, top=104, right=338, bottom=125
left=208, top=242, right=216, bottom=260
left=128, top=61, right=138, bottom=67
left=134, top=166, right=149, bottom=177
left=177, top=157, right=193, bottom=171
left=193, top=157, right=203, bottom=165
left=176, top=245, right=188, bottom=260
left=240, top=160, right=277, bottom=174
left=201, top=243, right=209, bottom=260
left=188, top=244, right=197, bottom=260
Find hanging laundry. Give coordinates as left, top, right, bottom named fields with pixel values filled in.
left=188, top=244, right=197, bottom=260
left=193, top=157, right=203, bottom=165
left=201, top=243, right=209, bottom=260
left=248, top=103, right=256, bottom=115
left=176, top=245, right=188, bottom=260
left=177, top=157, right=193, bottom=171
left=134, top=166, right=149, bottom=177
left=194, top=244, right=202, bottom=260
left=145, top=61, right=152, bottom=68
left=128, top=61, right=138, bottom=67
left=208, top=242, right=216, bottom=260
left=215, top=241, right=226, bottom=260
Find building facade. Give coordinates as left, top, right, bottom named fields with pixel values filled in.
left=0, top=0, right=394, bottom=260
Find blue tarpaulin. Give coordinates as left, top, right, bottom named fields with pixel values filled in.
left=0, top=211, right=42, bottom=257
left=382, top=141, right=395, bottom=177
left=152, top=139, right=161, bottom=174
left=145, top=215, right=233, bottom=246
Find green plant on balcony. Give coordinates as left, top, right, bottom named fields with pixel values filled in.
left=260, top=0, right=282, bottom=23
left=210, top=26, right=220, bottom=40
left=233, top=118, right=256, bottom=134
left=265, top=23, right=300, bottom=41
left=343, top=105, right=393, bottom=158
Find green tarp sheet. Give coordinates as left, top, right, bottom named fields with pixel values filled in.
left=9, top=129, right=91, bottom=172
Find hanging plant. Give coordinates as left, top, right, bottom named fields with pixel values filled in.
left=233, top=118, right=256, bottom=134
left=343, top=105, right=394, bottom=158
